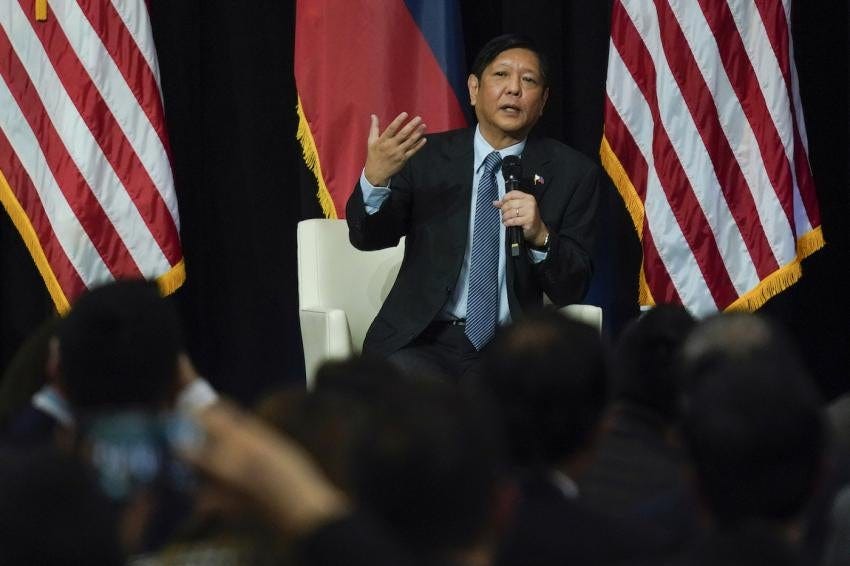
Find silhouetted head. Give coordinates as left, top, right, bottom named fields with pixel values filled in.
left=613, top=305, right=696, bottom=421
left=353, top=378, right=503, bottom=555
left=58, top=280, right=183, bottom=414
left=679, top=313, right=826, bottom=526
left=481, top=309, right=608, bottom=468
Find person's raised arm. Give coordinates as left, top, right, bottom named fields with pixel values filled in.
left=181, top=403, right=349, bottom=538
left=180, top=403, right=417, bottom=566
left=363, top=112, right=427, bottom=187
left=348, top=112, right=427, bottom=250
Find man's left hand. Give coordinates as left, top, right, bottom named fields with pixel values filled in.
left=494, top=190, right=549, bottom=247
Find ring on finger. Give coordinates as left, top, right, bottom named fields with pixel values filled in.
left=515, top=208, right=520, bottom=218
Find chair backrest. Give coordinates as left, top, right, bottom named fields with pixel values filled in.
left=297, top=219, right=404, bottom=354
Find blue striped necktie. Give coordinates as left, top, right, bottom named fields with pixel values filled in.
left=465, top=151, right=502, bottom=350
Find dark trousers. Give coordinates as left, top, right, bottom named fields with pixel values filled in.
left=386, top=321, right=485, bottom=385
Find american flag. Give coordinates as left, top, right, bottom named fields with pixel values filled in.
left=0, top=0, right=183, bottom=313
left=601, top=0, right=822, bottom=317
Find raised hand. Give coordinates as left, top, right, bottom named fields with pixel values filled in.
left=180, top=402, right=349, bottom=537
left=363, top=112, right=427, bottom=186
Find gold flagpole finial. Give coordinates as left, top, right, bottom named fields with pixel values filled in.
left=35, top=0, right=47, bottom=21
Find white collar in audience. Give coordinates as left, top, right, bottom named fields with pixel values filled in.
left=32, top=385, right=74, bottom=427
left=549, top=469, right=580, bottom=499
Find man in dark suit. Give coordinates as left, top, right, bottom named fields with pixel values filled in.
left=480, top=310, right=667, bottom=566
left=346, top=34, right=600, bottom=380
left=579, top=305, right=696, bottom=519
left=669, top=313, right=827, bottom=566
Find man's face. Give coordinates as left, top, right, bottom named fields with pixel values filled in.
left=468, top=47, right=549, bottom=148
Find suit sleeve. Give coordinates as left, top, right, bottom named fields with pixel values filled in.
left=532, top=163, right=601, bottom=306
left=346, top=164, right=414, bottom=251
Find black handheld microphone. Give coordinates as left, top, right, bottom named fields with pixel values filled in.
left=502, top=155, right=523, bottom=257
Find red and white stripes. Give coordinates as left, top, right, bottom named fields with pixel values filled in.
left=0, top=0, right=182, bottom=313
left=601, top=0, right=822, bottom=317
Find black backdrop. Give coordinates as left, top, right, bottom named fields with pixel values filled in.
left=1, top=1, right=848, bottom=404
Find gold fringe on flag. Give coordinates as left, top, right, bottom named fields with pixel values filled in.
left=296, top=96, right=337, bottom=219
left=727, top=260, right=803, bottom=312
left=600, top=134, right=645, bottom=238
left=797, top=226, right=825, bottom=258
left=1, top=167, right=186, bottom=313
left=638, top=265, right=654, bottom=307
left=0, top=168, right=70, bottom=314
left=600, top=132, right=827, bottom=314
left=35, top=0, right=47, bottom=21
left=601, top=133, right=655, bottom=305
left=156, top=259, right=186, bottom=297
left=727, top=226, right=826, bottom=311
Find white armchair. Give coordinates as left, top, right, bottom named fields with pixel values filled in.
left=297, top=219, right=601, bottom=386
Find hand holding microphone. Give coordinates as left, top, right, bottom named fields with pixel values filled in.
left=502, top=156, right=524, bottom=257
left=495, top=156, right=549, bottom=257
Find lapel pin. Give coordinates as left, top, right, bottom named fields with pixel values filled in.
left=534, top=174, right=545, bottom=186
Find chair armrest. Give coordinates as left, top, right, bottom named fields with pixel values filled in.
left=559, top=304, right=603, bottom=333
left=299, top=307, right=354, bottom=388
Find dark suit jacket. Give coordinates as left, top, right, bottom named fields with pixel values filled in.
left=579, top=403, right=685, bottom=518
left=346, top=127, right=600, bottom=357
left=665, top=523, right=802, bottom=566
left=3, top=404, right=61, bottom=446
left=298, top=511, right=435, bottom=566
left=497, top=473, right=668, bottom=566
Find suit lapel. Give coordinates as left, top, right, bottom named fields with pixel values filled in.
left=520, top=136, right=553, bottom=200
left=441, top=128, right=476, bottom=236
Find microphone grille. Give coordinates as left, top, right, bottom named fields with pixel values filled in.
left=502, top=154, right=522, bottom=181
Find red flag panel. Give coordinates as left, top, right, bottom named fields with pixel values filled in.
left=294, top=0, right=468, bottom=218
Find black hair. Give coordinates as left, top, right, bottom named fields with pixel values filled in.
left=470, top=33, right=550, bottom=87
left=0, top=447, right=123, bottom=565
left=679, top=314, right=826, bottom=524
left=257, top=385, right=370, bottom=495
left=58, top=279, right=183, bottom=413
left=313, top=354, right=405, bottom=400
left=352, top=379, right=503, bottom=554
left=480, top=309, right=608, bottom=468
left=0, top=316, right=60, bottom=426
left=613, top=304, right=696, bottom=421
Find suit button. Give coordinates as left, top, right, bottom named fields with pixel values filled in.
left=445, top=286, right=452, bottom=294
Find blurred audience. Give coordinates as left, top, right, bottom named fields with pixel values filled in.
left=312, top=354, right=405, bottom=399
left=5, top=300, right=850, bottom=566
left=0, top=316, right=59, bottom=428
left=255, top=356, right=403, bottom=495
left=671, top=313, right=827, bottom=566
left=480, top=309, right=667, bottom=565
left=0, top=446, right=123, bottom=565
left=351, top=378, right=506, bottom=564
left=580, top=305, right=695, bottom=518
left=1, top=280, right=220, bottom=562
left=3, top=280, right=216, bottom=446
